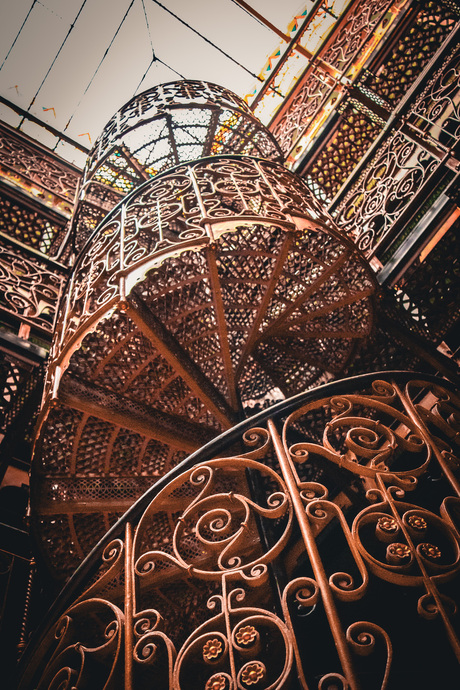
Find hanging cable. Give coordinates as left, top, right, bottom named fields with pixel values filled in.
left=0, top=0, right=38, bottom=72
left=135, top=0, right=185, bottom=95
left=133, top=55, right=185, bottom=96
left=63, top=0, right=136, bottom=132
left=141, top=0, right=155, bottom=56
left=150, top=0, right=282, bottom=91
left=27, top=0, right=88, bottom=110
left=133, top=56, right=156, bottom=95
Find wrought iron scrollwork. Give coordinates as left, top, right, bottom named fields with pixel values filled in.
left=19, top=374, right=460, bottom=688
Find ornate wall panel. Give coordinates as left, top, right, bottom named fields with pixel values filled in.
left=332, top=129, right=440, bottom=253
left=363, top=0, right=459, bottom=107
left=20, top=373, right=460, bottom=689
left=0, top=123, right=79, bottom=210
left=407, top=38, right=460, bottom=149
left=270, top=0, right=395, bottom=156
left=31, top=155, right=376, bottom=579
left=0, top=239, right=65, bottom=336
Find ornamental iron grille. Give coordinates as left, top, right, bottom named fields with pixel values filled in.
left=332, top=129, right=441, bottom=254
left=0, top=186, right=69, bottom=260
left=306, top=7, right=460, bottom=259
left=71, top=81, right=283, bottom=252
left=269, top=0, right=397, bottom=158
left=0, top=236, right=66, bottom=336
left=19, top=372, right=460, bottom=689
left=0, top=122, right=79, bottom=217
left=362, top=0, right=459, bottom=108
left=30, top=82, right=377, bottom=579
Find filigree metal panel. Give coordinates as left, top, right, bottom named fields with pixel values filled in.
left=320, top=0, right=393, bottom=72
left=21, top=373, right=460, bottom=688
left=408, top=38, right=460, bottom=149
left=270, top=0, right=394, bottom=156
left=332, top=130, right=440, bottom=253
left=363, top=1, right=459, bottom=106
left=0, top=123, right=79, bottom=207
left=271, top=64, right=336, bottom=159
left=72, top=81, right=283, bottom=251
left=0, top=239, right=65, bottom=335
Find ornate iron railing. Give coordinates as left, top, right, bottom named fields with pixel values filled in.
left=32, top=153, right=376, bottom=579
left=0, top=122, right=79, bottom=215
left=72, top=81, right=283, bottom=251
left=19, top=371, right=460, bottom=689
left=328, top=15, right=460, bottom=258
left=269, top=0, right=397, bottom=159
left=50, top=155, right=374, bottom=389
left=0, top=236, right=66, bottom=337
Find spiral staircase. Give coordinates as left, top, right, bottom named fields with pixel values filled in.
left=30, top=82, right=377, bottom=579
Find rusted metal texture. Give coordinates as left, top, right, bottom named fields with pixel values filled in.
left=21, top=372, right=460, bottom=688
left=72, top=81, right=283, bottom=251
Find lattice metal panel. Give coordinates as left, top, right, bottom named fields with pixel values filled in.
left=302, top=104, right=383, bottom=203
left=0, top=354, right=40, bottom=435
left=398, top=222, right=460, bottom=346
left=363, top=0, right=459, bottom=106
left=0, top=188, right=69, bottom=258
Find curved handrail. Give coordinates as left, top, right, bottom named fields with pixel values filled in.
left=19, top=369, right=454, bottom=680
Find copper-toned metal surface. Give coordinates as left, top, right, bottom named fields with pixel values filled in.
left=21, top=373, right=460, bottom=688
left=0, top=122, right=79, bottom=212
left=0, top=237, right=66, bottom=336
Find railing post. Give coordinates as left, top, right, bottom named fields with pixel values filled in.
left=267, top=417, right=359, bottom=689
left=124, top=521, right=133, bottom=690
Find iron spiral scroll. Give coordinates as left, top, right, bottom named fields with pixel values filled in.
left=21, top=373, right=460, bottom=689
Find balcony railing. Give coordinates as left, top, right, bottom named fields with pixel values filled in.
left=18, top=371, right=460, bottom=689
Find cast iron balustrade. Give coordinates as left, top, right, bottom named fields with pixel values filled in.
left=31, top=153, right=376, bottom=578
left=72, top=81, right=283, bottom=251
left=18, top=372, right=460, bottom=689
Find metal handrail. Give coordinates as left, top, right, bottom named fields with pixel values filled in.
left=18, top=369, right=453, bottom=681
